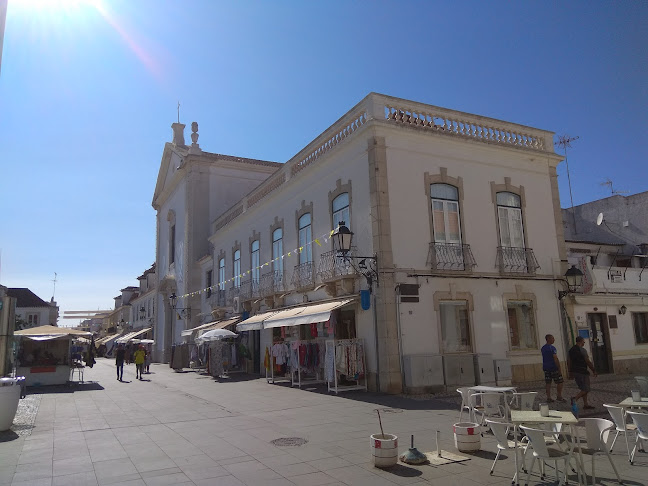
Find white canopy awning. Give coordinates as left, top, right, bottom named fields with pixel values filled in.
left=116, top=328, right=151, bottom=343
left=263, top=298, right=355, bottom=329
left=15, top=325, right=92, bottom=339
left=182, top=318, right=239, bottom=337
left=236, top=310, right=281, bottom=332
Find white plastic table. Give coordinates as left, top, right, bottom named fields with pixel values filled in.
left=468, top=385, right=517, bottom=420
left=618, top=396, right=648, bottom=408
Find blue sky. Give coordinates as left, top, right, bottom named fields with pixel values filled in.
left=1, top=0, right=646, bottom=326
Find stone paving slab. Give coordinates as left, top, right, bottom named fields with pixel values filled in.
left=1, top=359, right=646, bottom=485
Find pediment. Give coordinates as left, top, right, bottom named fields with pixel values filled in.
left=152, top=143, right=189, bottom=210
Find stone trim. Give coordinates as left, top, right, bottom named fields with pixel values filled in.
left=249, top=230, right=261, bottom=252
left=549, top=165, right=568, bottom=274
left=166, top=209, right=176, bottom=223
left=490, top=177, right=529, bottom=249
left=295, top=200, right=314, bottom=232
left=424, top=168, right=466, bottom=245
left=433, top=285, right=475, bottom=355
left=501, top=284, right=540, bottom=351
left=328, top=179, right=353, bottom=236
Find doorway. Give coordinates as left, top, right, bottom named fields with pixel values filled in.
left=587, top=313, right=612, bottom=374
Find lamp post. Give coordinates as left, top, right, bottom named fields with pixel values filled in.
left=331, top=222, right=378, bottom=292
left=169, top=293, right=191, bottom=319
left=558, top=265, right=584, bottom=300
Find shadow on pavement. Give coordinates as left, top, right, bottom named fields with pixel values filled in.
left=27, top=382, right=105, bottom=394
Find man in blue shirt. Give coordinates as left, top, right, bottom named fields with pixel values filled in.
left=541, top=334, right=565, bottom=402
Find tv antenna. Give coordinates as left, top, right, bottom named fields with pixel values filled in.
left=51, top=272, right=58, bottom=300
left=555, top=135, right=579, bottom=233
left=600, top=178, right=628, bottom=196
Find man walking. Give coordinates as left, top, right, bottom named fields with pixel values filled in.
left=541, top=334, right=565, bottom=402
left=134, top=345, right=146, bottom=380
left=115, top=344, right=125, bottom=381
left=568, top=336, right=597, bottom=409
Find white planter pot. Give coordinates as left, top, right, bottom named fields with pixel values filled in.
left=453, top=422, right=481, bottom=452
left=370, top=433, right=398, bottom=468
left=0, top=378, right=21, bottom=431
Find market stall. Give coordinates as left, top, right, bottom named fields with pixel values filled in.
left=14, top=325, right=93, bottom=386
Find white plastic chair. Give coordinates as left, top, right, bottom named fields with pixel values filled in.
left=471, top=392, right=506, bottom=427
left=576, top=418, right=623, bottom=484
left=635, top=376, right=648, bottom=397
left=604, top=403, right=636, bottom=461
left=520, top=425, right=573, bottom=486
left=510, top=391, right=538, bottom=411
left=486, top=420, right=527, bottom=478
left=457, top=387, right=473, bottom=422
left=627, top=411, right=648, bottom=465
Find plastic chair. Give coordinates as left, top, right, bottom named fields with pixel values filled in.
left=627, top=411, right=648, bottom=465
left=510, top=391, right=538, bottom=411
left=635, top=376, right=648, bottom=397
left=604, top=403, right=636, bottom=461
left=457, top=387, right=474, bottom=422
left=471, top=392, right=506, bottom=427
left=486, top=420, right=527, bottom=478
left=520, top=425, right=573, bottom=486
left=576, top=418, right=623, bottom=484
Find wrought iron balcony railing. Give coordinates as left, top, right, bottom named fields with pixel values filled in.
left=291, top=262, right=315, bottom=291
left=239, top=279, right=260, bottom=301
left=226, top=286, right=240, bottom=306
left=259, top=270, right=285, bottom=298
left=496, top=246, right=540, bottom=275
left=427, top=242, right=477, bottom=271
left=316, top=247, right=357, bottom=281
left=208, top=289, right=226, bottom=308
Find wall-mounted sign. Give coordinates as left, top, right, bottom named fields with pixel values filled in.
left=578, top=329, right=590, bottom=340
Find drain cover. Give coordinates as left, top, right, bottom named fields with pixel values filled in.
left=271, top=437, right=308, bottom=447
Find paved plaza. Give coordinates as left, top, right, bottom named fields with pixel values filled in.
left=1, top=359, right=646, bottom=486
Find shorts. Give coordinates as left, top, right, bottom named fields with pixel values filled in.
left=544, top=370, right=563, bottom=384
left=573, top=373, right=590, bottom=392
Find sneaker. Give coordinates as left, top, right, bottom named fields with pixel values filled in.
left=547, top=398, right=555, bottom=403
left=557, top=398, right=567, bottom=403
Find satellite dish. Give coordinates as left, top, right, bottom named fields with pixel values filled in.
left=596, top=212, right=604, bottom=226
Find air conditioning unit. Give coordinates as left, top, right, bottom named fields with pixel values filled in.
left=611, top=275, right=623, bottom=283
left=232, top=297, right=241, bottom=313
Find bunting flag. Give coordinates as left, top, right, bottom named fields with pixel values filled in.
left=174, top=226, right=344, bottom=300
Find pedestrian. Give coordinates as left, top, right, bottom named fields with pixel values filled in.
left=541, top=334, right=565, bottom=403
left=144, top=345, right=151, bottom=374
left=125, top=343, right=132, bottom=365
left=567, top=336, right=597, bottom=409
left=115, top=344, right=125, bottom=381
left=134, top=345, right=146, bottom=380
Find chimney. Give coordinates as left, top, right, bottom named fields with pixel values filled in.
left=171, top=123, right=186, bottom=146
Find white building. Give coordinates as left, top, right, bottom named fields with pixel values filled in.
left=130, top=263, right=156, bottom=333
left=155, top=93, right=572, bottom=393
left=562, top=192, right=648, bottom=375
left=7, top=288, right=59, bottom=329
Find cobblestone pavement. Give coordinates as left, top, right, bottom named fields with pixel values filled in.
left=0, top=395, right=41, bottom=442
left=0, top=359, right=645, bottom=486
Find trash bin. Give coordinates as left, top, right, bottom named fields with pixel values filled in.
left=453, top=422, right=481, bottom=452
left=370, top=433, right=399, bottom=468
left=0, top=377, right=22, bottom=431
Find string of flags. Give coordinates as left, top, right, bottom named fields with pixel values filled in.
left=176, top=227, right=338, bottom=301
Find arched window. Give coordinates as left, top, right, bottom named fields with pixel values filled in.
left=430, top=183, right=461, bottom=244
left=497, top=192, right=524, bottom=248
left=233, top=250, right=241, bottom=288
left=218, top=258, right=225, bottom=291
left=332, top=193, right=349, bottom=230
left=272, top=228, right=283, bottom=275
left=251, top=240, right=260, bottom=283
left=298, top=213, right=312, bottom=264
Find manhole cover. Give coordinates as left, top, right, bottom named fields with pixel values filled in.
left=270, top=437, right=308, bottom=447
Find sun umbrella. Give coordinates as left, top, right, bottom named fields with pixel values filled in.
left=196, top=329, right=237, bottom=342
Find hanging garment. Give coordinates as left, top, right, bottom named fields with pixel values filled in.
left=325, top=343, right=335, bottom=382
left=310, top=323, right=318, bottom=337
left=231, top=343, right=237, bottom=367
left=210, top=342, right=224, bottom=378
left=264, top=347, right=271, bottom=371
left=272, top=343, right=287, bottom=365
left=335, top=344, right=347, bottom=374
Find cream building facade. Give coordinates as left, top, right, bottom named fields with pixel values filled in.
left=178, top=93, right=571, bottom=393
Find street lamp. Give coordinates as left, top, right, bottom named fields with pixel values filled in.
left=169, top=293, right=191, bottom=319
left=331, top=222, right=378, bottom=292
left=558, top=265, right=584, bottom=300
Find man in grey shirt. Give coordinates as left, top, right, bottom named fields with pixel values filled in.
left=567, top=336, right=597, bottom=409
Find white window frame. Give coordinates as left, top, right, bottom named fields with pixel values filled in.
left=233, top=250, right=241, bottom=288
left=298, top=213, right=312, bottom=264
left=218, top=258, right=225, bottom=291
left=251, top=240, right=260, bottom=283
left=332, top=193, right=350, bottom=231
left=431, top=184, right=462, bottom=245
left=497, top=192, right=525, bottom=248
left=27, top=313, right=39, bottom=326
left=439, top=301, right=472, bottom=353
left=633, top=312, right=648, bottom=344
left=272, top=228, right=283, bottom=275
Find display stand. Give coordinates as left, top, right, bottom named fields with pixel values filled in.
left=265, top=344, right=292, bottom=384
left=291, top=339, right=326, bottom=388
left=326, top=338, right=368, bottom=394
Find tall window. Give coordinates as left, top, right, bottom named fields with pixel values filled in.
left=439, top=301, right=471, bottom=353
left=27, top=314, right=38, bottom=326
left=218, top=258, right=225, bottom=291
left=206, top=270, right=213, bottom=298
left=298, top=213, right=312, bottom=264
left=332, top=193, right=349, bottom=230
left=272, top=228, right=283, bottom=275
left=233, top=250, right=241, bottom=288
left=169, top=224, right=176, bottom=265
left=497, top=192, right=524, bottom=248
left=431, top=184, right=461, bottom=244
left=633, top=313, right=648, bottom=344
left=251, top=240, right=260, bottom=283
left=507, top=301, right=537, bottom=350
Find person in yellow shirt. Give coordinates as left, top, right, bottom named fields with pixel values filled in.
left=133, top=345, right=146, bottom=380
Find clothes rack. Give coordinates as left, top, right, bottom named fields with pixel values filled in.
left=326, top=338, right=367, bottom=394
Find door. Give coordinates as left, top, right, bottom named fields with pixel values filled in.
left=587, top=313, right=611, bottom=374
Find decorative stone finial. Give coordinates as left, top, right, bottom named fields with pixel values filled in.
left=171, top=122, right=185, bottom=146
left=189, top=121, right=202, bottom=154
